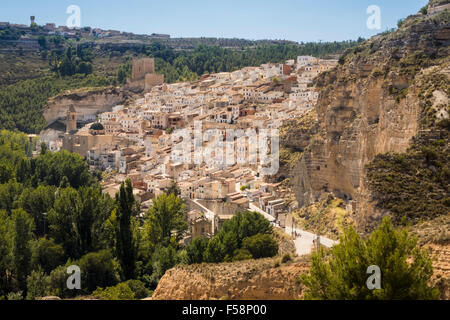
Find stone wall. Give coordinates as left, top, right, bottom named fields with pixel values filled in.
left=132, top=58, right=155, bottom=81
left=145, top=73, right=164, bottom=90
left=43, top=87, right=129, bottom=125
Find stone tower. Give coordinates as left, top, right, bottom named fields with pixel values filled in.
left=66, top=105, right=77, bottom=133
left=131, top=58, right=155, bottom=81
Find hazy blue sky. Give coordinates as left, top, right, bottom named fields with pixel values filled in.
left=1, top=0, right=429, bottom=42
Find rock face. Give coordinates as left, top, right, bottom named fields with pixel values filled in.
left=153, top=257, right=308, bottom=300
left=289, top=9, right=450, bottom=231
left=42, top=86, right=132, bottom=125
left=39, top=296, right=61, bottom=300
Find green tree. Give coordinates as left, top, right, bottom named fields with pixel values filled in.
left=37, top=36, right=47, bottom=49
left=76, top=250, right=118, bottom=293
left=34, top=150, right=97, bottom=188
left=26, top=269, right=49, bottom=300
left=232, top=248, right=253, bottom=262
left=48, top=186, right=113, bottom=258
left=115, top=180, right=139, bottom=280
left=186, top=237, right=209, bottom=264
left=301, top=216, right=440, bottom=300
left=165, top=180, right=181, bottom=197
left=242, top=233, right=278, bottom=259
left=18, top=185, right=56, bottom=236
left=30, top=238, right=65, bottom=274
left=93, top=279, right=150, bottom=300
left=218, top=211, right=272, bottom=247
left=46, top=265, right=74, bottom=298
left=151, top=245, right=178, bottom=281
left=48, top=187, right=81, bottom=258
left=0, top=210, right=12, bottom=296
left=221, top=231, right=239, bottom=261
left=204, top=237, right=225, bottom=263
left=144, top=193, right=187, bottom=246
left=11, top=209, right=35, bottom=291
left=93, top=281, right=135, bottom=300
left=0, top=181, right=23, bottom=214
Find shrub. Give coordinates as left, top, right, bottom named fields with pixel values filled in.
left=242, top=234, right=278, bottom=259
left=93, top=279, right=150, bottom=300
left=232, top=249, right=253, bottom=262
left=186, top=237, right=209, bottom=264
left=7, top=291, right=23, bottom=300
left=47, top=265, right=75, bottom=298
left=126, top=280, right=150, bottom=299
left=301, top=217, right=440, bottom=300
left=93, top=282, right=135, bottom=300
left=75, top=250, right=118, bottom=293
left=218, top=211, right=273, bottom=247
left=26, top=269, right=49, bottom=300
left=281, top=253, right=292, bottom=263
left=31, top=238, right=65, bottom=274
left=204, top=237, right=226, bottom=263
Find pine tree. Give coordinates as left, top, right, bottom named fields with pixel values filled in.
left=301, top=216, right=440, bottom=300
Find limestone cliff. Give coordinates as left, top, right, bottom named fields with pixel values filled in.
left=153, top=257, right=309, bottom=300
left=43, top=86, right=133, bottom=125
left=289, top=6, right=450, bottom=232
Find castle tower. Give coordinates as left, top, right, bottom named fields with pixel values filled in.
left=66, top=105, right=77, bottom=133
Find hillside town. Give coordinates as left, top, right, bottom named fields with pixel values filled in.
left=40, top=55, right=338, bottom=247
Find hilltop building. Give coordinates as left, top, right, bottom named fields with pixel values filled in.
left=128, top=58, right=164, bottom=92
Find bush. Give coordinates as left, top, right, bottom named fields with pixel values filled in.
left=89, top=122, right=104, bottom=131
left=218, top=211, right=273, bottom=247
left=31, top=238, right=65, bottom=274
left=93, top=279, right=150, bottom=300
left=93, top=282, right=135, bottom=300
left=281, top=253, right=292, bottom=263
left=126, top=280, right=150, bottom=299
left=204, top=237, right=226, bottom=263
left=75, top=250, right=118, bottom=293
left=186, top=237, right=209, bottom=264
left=420, top=6, right=428, bottom=15
left=232, top=249, right=253, bottom=262
left=151, top=245, right=177, bottom=281
left=301, top=217, right=440, bottom=300
left=26, top=269, right=49, bottom=300
left=46, top=265, right=74, bottom=298
left=242, top=234, right=278, bottom=259
left=7, top=291, right=23, bottom=300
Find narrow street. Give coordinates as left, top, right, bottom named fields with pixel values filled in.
left=249, top=203, right=337, bottom=256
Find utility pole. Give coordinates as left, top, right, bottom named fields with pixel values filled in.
left=316, top=208, right=321, bottom=252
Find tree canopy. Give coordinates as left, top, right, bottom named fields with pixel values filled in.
left=301, top=216, right=440, bottom=300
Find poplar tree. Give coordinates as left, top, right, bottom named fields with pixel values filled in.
left=11, top=209, right=35, bottom=292
left=115, top=179, right=138, bottom=280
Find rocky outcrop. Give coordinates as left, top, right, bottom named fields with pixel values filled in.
left=43, top=86, right=132, bottom=125
left=153, top=257, right=308, bottom=300
left=289, top=7, right=450, bottom=232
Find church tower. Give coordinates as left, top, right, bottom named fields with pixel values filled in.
left=66, top=105, right=77, bottom=133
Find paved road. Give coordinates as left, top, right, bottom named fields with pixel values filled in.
left=249, top=203, right=337, bottom=256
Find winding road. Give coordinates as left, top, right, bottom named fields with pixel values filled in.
left=249, top=203, right=338, bottom=256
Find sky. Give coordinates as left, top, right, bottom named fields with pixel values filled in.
left=0, top=0, right=429, bottom=42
